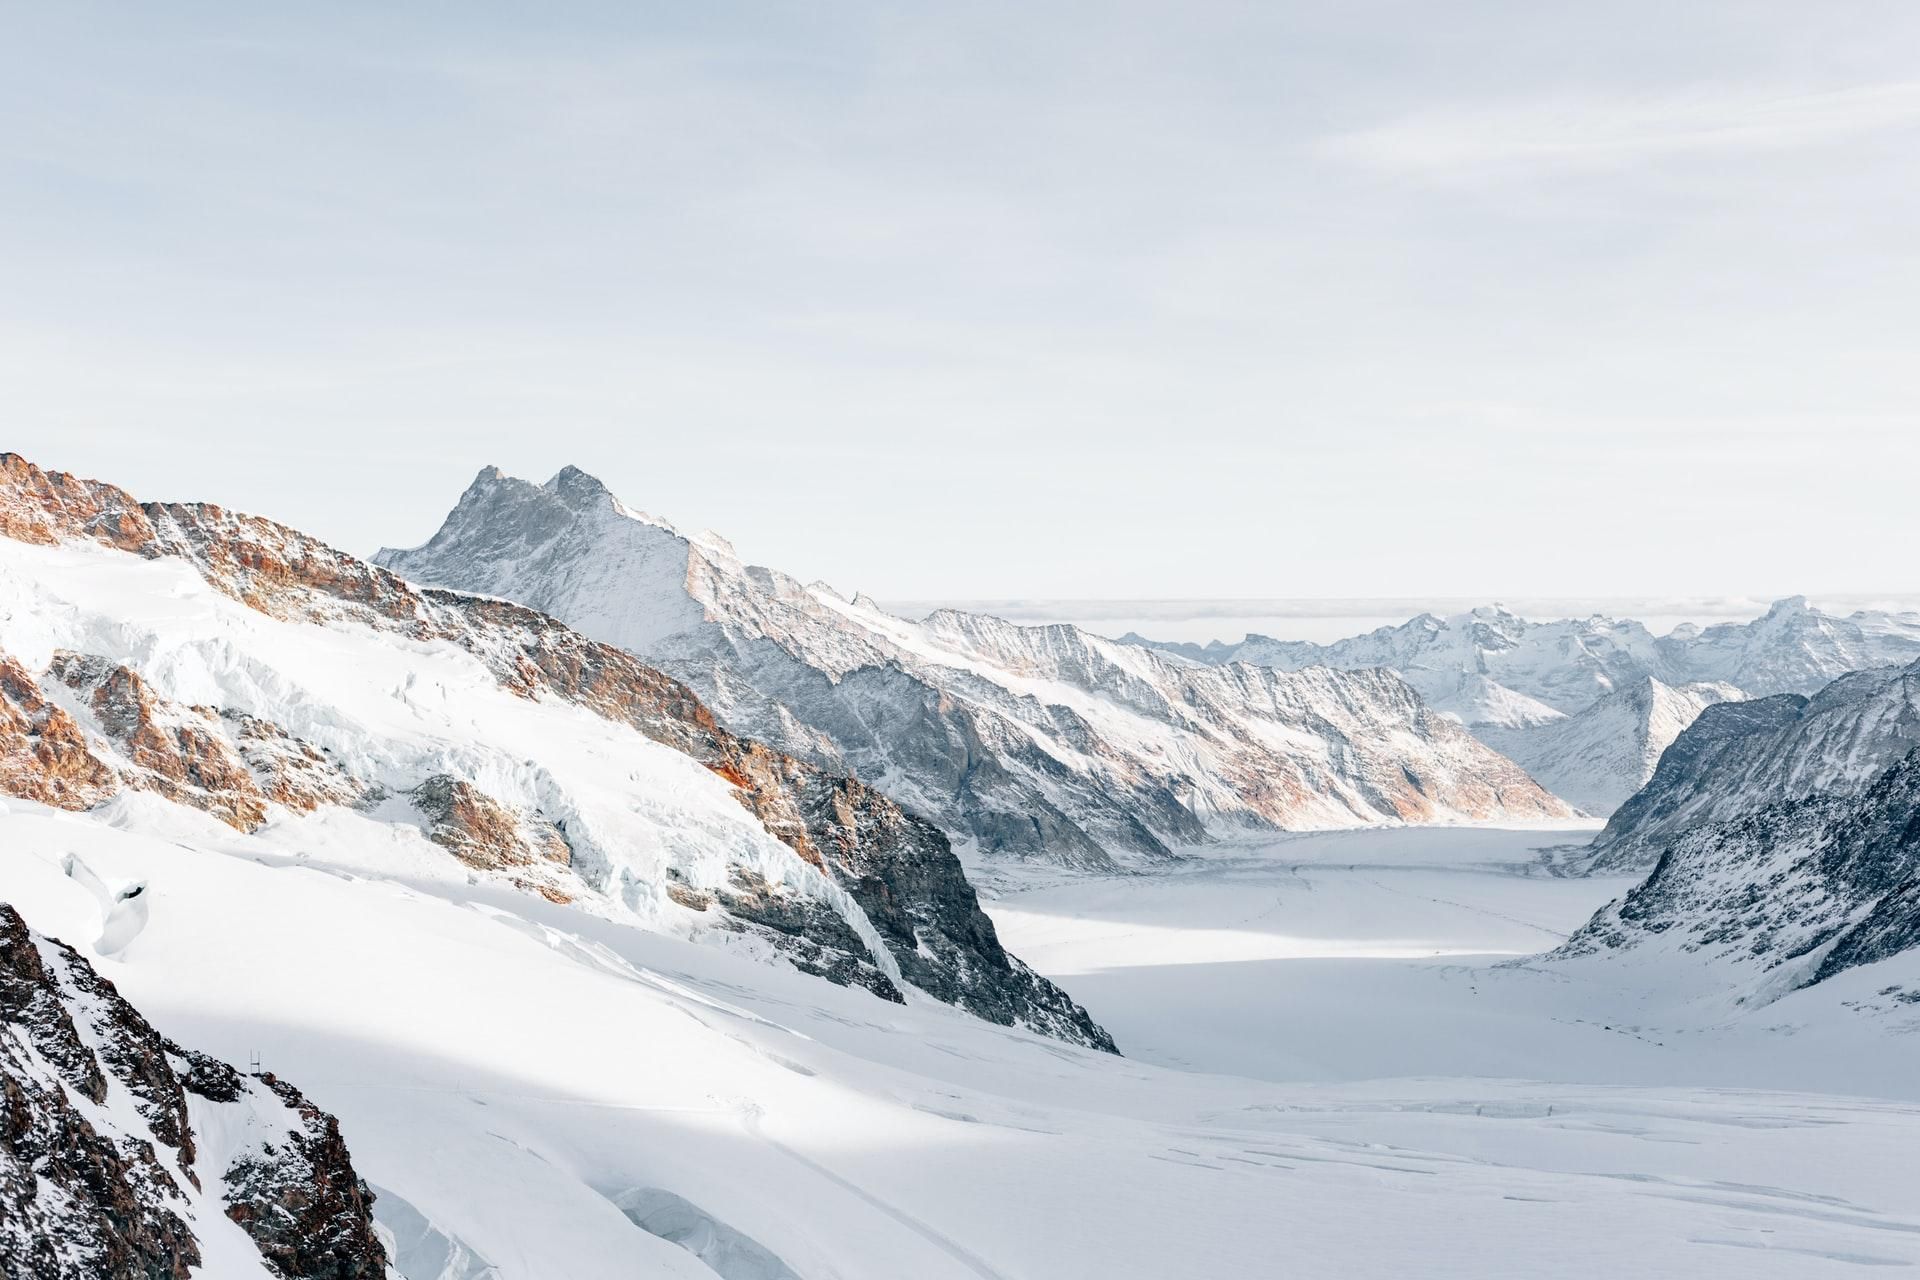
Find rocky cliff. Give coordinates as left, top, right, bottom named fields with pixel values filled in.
left=1587, top=660, right=1920, bottom=871
left=1557, top=750, right=1920, bottom=1001
left=0, top=903, right=388, bottom=1279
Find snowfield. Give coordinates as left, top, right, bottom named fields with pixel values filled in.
left=6, top=807, right=1920, bottom=1278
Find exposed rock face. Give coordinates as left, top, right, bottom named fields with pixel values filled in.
left=782, top=766, right=1119, bottom=1051
left=222, top=711, right=370, bottom=814
left=0, top=653, right=117, bottom=810
left=221, top=1070, right=390, bottom=1280
left=1588, top=661, right=1920, bottom=872
left=377, top=466, right=1573, bottom=871
left=49, top=650, right=270, bottom=831
left=0, top=904, right=389, bottom=1279
left=0, top=644, right=371, bottom=835
left=1557, top=751, right=1920, bottom=998
left=410, top=774, right=572, bottom=870
left=409, top=774, right=577, bottom=905
left=0, top=453, right=1113, bottom=1050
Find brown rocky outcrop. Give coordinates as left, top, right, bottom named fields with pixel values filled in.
left=0, top=654, right=118, bottom=810
left=221, top=711, right=369, bottom=814
left=409, top=774, right=572, bottom=871
left=48, top=651, right=269, bottom=831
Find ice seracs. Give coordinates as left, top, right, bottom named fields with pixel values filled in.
left=377, top=466, right=1575, bottom=871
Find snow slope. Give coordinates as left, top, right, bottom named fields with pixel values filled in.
left=0, top=453, right=1106, bottom=1046
left=1478, top=678, right=1743, bottom=816
left=378, top=467, right=1572, bottom=871
left=7, top=804, right=1920, bottom=1278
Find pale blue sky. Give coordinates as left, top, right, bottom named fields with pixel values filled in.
left=5, top=3, right=1918, bottom=599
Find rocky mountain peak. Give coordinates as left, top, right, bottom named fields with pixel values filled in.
left=544, top=463, right=618, bottom=510
left=382, top=465, right=1575, bottom=875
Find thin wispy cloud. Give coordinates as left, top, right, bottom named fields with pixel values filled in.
left=1322, top=81, right=1920, bottom=174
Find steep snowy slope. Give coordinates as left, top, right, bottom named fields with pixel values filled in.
left=0, top=902, right=388, bottom=1280
left=1557, top=749, right=1920, bottom=1010
left=1478, top=677, right=1742, bottom=816
left=0, top=454, right=1107, bottom=1048
left=1588, top=660, right=1920, bottom=871
left=378, top=468, right=1572, bottom=870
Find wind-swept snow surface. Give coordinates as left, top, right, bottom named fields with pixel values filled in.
left=6, top=806, right=1920, bottom=1278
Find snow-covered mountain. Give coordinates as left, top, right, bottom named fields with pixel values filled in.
left=376, top=467, right=1573, bottom=871
left=1143, top=599, right=1920, bottom=719
left=1477, top=677, right=1742, bottom=816
left=0, top=453, right=1108, bottom=1049
left=1136, top=599, right=1920, bottom=817
left=1586, top=659, right=1920, bottom=872
left=0, top=901, right=388, bottom=1279
left=1555, top=748, right=1920, bottom=1008
left=1134, top=605, right=1674, bottom=725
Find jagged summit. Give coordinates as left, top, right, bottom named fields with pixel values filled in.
left=0, top=452, right=1113, bottom=1050
left=379, top=467, right=1574, bottom=870
left=1130, top=597, right=1920, bottom=818
left=544, top=463, right=634, bottom=516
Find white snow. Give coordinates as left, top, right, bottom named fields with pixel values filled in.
left=5, top=802, right=1919, bottom=1277
left=0, top=534, right=897, bottom=973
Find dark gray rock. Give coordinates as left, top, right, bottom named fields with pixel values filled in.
left=0, top=903, right=390, bottom=1280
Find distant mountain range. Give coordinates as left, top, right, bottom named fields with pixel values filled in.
left=376, top=467, right=1573, bottom=871
left=1133, top=599, right=1920, bottom=815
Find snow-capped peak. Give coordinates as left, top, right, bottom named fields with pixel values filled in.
left=379, top=467, right=1576, bottom=870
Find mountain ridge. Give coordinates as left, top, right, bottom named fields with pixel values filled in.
left=0, top=452, right=1111, bottom=1049
left=376, top=465, right=1575, bottom=871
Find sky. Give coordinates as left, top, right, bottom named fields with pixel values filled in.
left=4, top=2, right=1919, bottom=602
